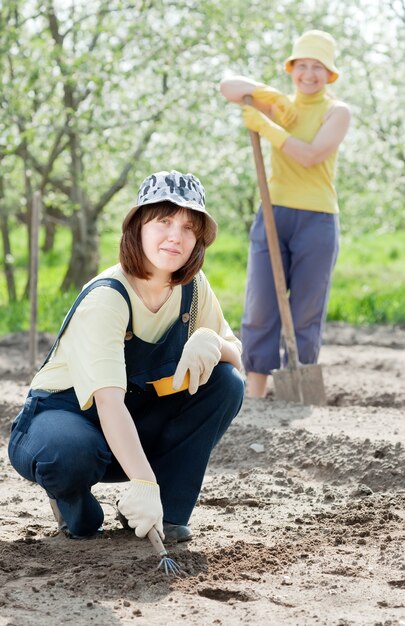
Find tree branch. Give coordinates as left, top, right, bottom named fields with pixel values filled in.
left=91, top=113, right=162, bottom=217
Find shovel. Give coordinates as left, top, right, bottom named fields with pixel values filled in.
left=244, top=96, right=326, bottom=406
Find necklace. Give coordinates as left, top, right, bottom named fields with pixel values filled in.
left=134, top=283, right=173, bottom=313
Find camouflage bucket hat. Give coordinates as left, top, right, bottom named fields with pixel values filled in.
left=129, top=170, right=217, bottom=246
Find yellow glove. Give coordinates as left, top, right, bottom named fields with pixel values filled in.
left=252, top=85, right=297, bottom=128
left=242, top=105, right=290, bottom=150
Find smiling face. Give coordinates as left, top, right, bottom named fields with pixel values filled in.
left=141, top=209, right=198, bottom=279
left=119, top=201, right=207, bottom=285
left=291, top=58, right=331, bottom=94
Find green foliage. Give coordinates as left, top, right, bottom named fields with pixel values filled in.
left=1, top=0, right=404, bottom=297
left=207, top=230, right=405, bottom=329
left=1, top=227, right=404, bottom=336
left=328, top=232, right=405, bottom=325
left=0, top=224, right=77, bottom=335
left=0, top=287, right=78, bottom=337
left=1, top=0, right=404, bottom=332
left=204, top=232, right=247, bottom=329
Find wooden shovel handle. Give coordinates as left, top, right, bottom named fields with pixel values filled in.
left=243, top=95, right=299, bottom=369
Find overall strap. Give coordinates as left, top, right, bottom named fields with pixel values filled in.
left=40, top=278, right=132, bottom=369
left=186, top=278, right=198, bottom=338
left=179, top=278, right=195, bottom=313
left=124, top=277, right=198, bottom=389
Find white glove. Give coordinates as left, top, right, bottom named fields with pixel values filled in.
left=117, top=479, right=164, bottom=539
left=173, top=328, right=222, bottom=395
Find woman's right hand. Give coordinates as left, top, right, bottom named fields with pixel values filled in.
left=219, top=75, right=261, bottom=104
left=95, top=387, right=157, bottom=485
left=117, top=479, right=164, bottom=539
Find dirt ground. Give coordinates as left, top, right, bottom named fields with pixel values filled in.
left=0, top=323, right=404, bottom=626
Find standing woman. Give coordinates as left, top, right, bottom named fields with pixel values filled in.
left=8, top=170, right=244, bottom=542
left=220, top=30, right=351, bottom=397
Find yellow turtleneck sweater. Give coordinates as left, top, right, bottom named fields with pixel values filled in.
left=269, top=88, right=339, bottom=214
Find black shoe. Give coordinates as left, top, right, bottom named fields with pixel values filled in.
left=163, top=522, right=193, bottom=544
left=63, top=528, right=104, bottom=540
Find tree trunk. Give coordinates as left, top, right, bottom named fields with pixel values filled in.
left=0, top=213, right=17, bottom=303
left=41, top=205, right=69, bottom=253
left=42, top=220, right=56, bottom=252
left=61, top=214, right=100, bottom=291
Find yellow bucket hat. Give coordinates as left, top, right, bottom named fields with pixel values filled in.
left=284, top=30, right=339, bottom=83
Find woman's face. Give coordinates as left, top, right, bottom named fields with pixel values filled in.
left=141, top=209, right=197, bottom=278
left=291, top=58, right=331, bottom=94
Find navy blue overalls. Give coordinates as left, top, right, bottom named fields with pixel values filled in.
left=8, top=279, right=244, bottom=537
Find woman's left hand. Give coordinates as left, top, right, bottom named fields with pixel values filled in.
left=252, top=86, right=297, bottom=127
left=242, top=106, right=290, bottom=149
left=173, top=328, right=222, bottom=395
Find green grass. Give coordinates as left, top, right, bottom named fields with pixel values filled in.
left=328, top=232, right=405, bottom=325
left=203, top=232, right=247, bottom=329
left=0, top=226, right=404, bottom=336
left=205, top=230, right=405, bottom=329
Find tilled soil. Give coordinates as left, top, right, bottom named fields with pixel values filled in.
left=0, top=324, right=404, bottom=626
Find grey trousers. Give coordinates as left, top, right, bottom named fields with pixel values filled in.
left=241, top=205, right=339, bottom=374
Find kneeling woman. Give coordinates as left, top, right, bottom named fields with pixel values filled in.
left=8, top=170, right=244, bottom=542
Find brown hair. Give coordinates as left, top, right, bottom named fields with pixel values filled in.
left=119, top=201, right=207, bottom=286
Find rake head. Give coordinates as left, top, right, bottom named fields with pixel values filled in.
left=157, top=554, right=185, bottom=577
left=148, top=526, right=187, bottom=577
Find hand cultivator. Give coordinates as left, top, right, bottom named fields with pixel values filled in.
left=147, top=527, right=186, bottom=577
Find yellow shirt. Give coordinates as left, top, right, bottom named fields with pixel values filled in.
left=270, top=88, right=339, bottom=213
left=31, top=264, right=241, bottom=410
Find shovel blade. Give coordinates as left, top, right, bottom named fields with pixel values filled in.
left=272, top=364, right=326, bottom=406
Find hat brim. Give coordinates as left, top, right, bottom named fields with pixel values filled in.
left=127, top=198, right=218, bottom=247
left=284, top=57, right=339, bottom=83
